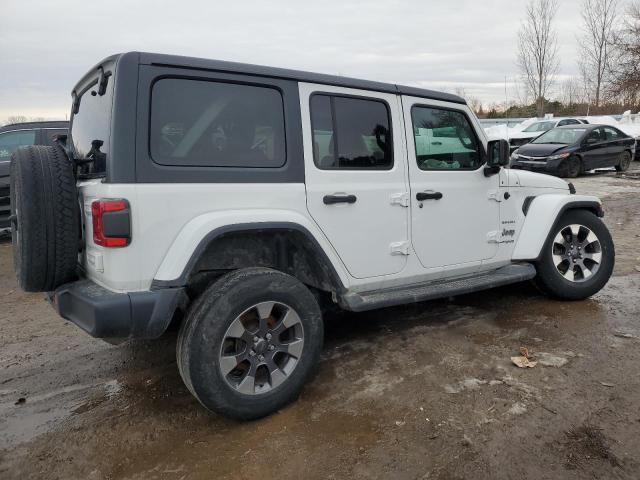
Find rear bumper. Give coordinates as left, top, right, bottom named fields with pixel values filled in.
left=49, top=279, right=186, bottom=339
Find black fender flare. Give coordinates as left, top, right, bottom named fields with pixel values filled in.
left=151, top=222, right=346, bottom=293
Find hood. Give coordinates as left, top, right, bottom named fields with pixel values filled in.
left=509, top=169, right=569, bottom=190
left=515, top=143, right=570, bottom=157
left=509, top=131, right=538, bottom=140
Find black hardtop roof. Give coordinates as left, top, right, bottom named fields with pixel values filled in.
left=83, top=52, right=467, bottom=105
left=0, top=120, right=69, bottom=133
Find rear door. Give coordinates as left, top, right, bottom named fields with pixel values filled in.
left=602, top=127, right=625, bottom=167
left=402, top=97, right=501, bottom=271
left=300, top=83, right=409, bottom=279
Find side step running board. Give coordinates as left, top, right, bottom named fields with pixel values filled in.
left=340, top=264, right=537, bottom=312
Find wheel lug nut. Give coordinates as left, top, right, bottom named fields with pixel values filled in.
left=249, top=350, right=256, bottom=356
left=258, top=355, right=264, bottom=362
left=269, top=345, right=275, bottom=351
left=253, top=336, right=259, bottom=342
left=266, top=333, right=272, bottom=340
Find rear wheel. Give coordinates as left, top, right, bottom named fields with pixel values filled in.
left=558, top=155, right=581, bottom=178
left=615, top=150, right=631, bottom=172
left=177, top=268, right=323, bottom=420
left=534, top=209, right=614, bottom=300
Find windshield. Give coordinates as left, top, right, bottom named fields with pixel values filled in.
left=523, top=121, right=556, bottom=133
left=531, top=128, right=586, bottom=144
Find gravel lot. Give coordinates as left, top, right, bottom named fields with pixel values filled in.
left=1, top=166, right=639, bottom=480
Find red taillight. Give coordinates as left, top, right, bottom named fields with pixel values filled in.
left=91, top=199, right=130, bottom=248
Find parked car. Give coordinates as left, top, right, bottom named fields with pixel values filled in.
left=510, top=124, right=635, bottom=178
left=0, top=121, right=69, bottom=231
left=508, top=117, right=588, bottom=151
left=10, top=52, right=614, bottom=420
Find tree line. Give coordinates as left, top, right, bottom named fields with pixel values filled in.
left=479, top=0, right=640, bottom=118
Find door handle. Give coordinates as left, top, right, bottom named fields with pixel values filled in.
left=416, top=191, right=443, bottom=201
left=431, top=141, right=443, bottom=146
left=323, top=194, right=357, bottom=205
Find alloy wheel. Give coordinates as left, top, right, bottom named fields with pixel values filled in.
left=219, top=301, right=305, bottom=395
left=551, top=224, right=602, bottom=282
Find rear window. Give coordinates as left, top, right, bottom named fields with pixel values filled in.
left=70, top=72, right=114, bottom=175
left=150, top=78, right=286, bottom=168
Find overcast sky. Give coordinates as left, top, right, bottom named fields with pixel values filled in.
left=0, top=0, right=586, bottom=122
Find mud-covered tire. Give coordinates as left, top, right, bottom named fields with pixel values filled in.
left=10, top=146, right=79, bottom=292
left=615, top=150, right=632, bottom=172
left=177, top=268, right=323, bottom=420
left=534, top=209, right=614, bottom=300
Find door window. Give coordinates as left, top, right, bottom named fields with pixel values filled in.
left=410, top=106, right=482, bottom=170
left=586, top=128, right=605, bottom=144
left=43, top=129, right=68, bottom=146
left=310, top=94, right=392, bottom=170
left=603, top=127, right=622, bottom=140
left=150, top=78, right=286, bottom=168
left=0, top=130, right=36, bottom=159
left=558, top=119, right=580, bottom=126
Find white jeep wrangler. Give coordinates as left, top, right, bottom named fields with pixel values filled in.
left=10, top=52, right=614, bottom=419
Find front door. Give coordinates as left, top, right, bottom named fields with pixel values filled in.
left=582, top=127, right=610, bottom=169
left=300, top=84, right=409, bottom=279
left=402, top=98, right=501, bottom=270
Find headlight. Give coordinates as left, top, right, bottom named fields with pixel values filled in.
left=547, top=152, right=570, bottom=161
left=510, top=152, right=520, bottom=160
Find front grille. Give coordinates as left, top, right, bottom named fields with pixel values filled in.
left=0, top=183, right=10, bottom=228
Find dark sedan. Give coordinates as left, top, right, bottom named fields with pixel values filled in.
left=0, top=120, right=69, bottom=230
left=510, top=124, right=635, bottom=178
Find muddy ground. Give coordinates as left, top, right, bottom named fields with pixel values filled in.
left=1, top=166, right=639, bottom=480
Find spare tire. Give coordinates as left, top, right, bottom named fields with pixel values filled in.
left=10, top=145, right=79, bottom=292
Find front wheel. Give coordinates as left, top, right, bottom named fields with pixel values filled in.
left=558, top=155, right=581, bottom=178
left=177, top=268, right=323, bottom=420
left=534, top=209, right=614, bottom=300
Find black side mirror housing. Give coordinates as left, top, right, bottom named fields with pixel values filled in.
left=485, top=139, right=510, bottom=176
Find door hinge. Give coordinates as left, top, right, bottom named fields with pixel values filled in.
left=389, top=192, right=409, bottom=207
left=487, top=190, right=502, bottom=202
left=390, top=241, right=410, bottom=255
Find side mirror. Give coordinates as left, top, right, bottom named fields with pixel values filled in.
left=485, top=139, right=509, bottom=176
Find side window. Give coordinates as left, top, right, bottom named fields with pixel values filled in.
left=586, top=128, right=604, bottom=143
left=310, top=94, right=392, bottom=170
left=0, top=130, right=37, bottom=159
left=603, top=127, right=620, bottom=140
left=411, top=106, right=482, bottom=170
left=558, top=119, right=579, bottom=126
left=43, top=129, right=68, bottom=146
left=150, top=78, right=286, bottom=168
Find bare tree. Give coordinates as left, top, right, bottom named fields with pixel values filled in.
left=517, top=0, right=560, bottom=116
left=454, top=87, right=483, bottom=114
left=578, top=0, right=618, bottom=107
left=561, top=77, right=583, bottom=105
left=6, top=115, right=29, bottom=125
left=609, top=1, right=640, bottom=104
